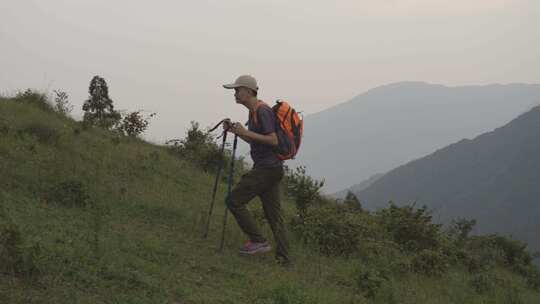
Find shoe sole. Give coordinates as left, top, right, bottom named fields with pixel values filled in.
left=239, top=245, right=272, bottom=255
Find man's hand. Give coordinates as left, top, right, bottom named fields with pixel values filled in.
left=223, top=119, right=233, bottom=132
left=229, top=122, right=248, bottom=136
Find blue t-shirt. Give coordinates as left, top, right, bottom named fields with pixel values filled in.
left=247, top=103, right=284, bottom=169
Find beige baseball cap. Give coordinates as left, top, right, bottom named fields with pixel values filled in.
left=223, top=75, right=258, bottom=92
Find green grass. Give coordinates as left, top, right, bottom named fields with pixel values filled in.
left=1, top=95, right=540, bottom=303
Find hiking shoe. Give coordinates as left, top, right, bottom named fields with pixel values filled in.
left=239, top=240, right=271, bottom=255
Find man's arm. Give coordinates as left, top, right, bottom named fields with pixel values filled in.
left=241, top=130, right=278, bottom=146
left=231, top=123, right=278, bottom=146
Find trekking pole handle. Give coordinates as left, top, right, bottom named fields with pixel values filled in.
left=209, top=118, right=233, bottom=133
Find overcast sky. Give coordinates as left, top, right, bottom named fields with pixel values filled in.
left=1, top=0, right=539, bottom=143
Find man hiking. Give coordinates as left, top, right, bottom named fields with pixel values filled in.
left=222, top=74, right=290, bottom=265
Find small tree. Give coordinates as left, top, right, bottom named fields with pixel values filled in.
left=53, top=89, right=73, bottom=115
left=82, top=76, right=121, bottom=129
left=343, top=191, right=363, bottom=211
left=448, top=218, right=477, bottom=242
left=118, top=111, right=156, bottom=137
left=285, top=166, right=325, bottom=222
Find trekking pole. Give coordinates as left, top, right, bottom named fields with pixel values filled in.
left=219, top=133, right=238, bottom=251
left=202, top=129, right=228, bottom=239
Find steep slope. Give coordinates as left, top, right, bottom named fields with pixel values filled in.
left=293, top=82, right=540, bottom=192
left=357, top=105, right=540, bottom=252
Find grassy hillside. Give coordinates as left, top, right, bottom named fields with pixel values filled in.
left=1, top=93, right=540, bottom=303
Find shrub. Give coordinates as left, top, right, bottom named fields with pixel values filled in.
left=14, top=89, right=54, bottom=112
left=461, top=249, right=498, bottom=273
left=376, top=203, right=443, bottom=252
left=411, top=249, right=449, bottom=276
left=118, top=111, right=156, bottom=137
left=293, top=204, right=382, bottom=257
left=448, top=218, right=476, bottom=242
left=285, top=166, right=324, bottom=222
left=53, top=89, right=73, bottom=116
left=352, top=264, right=388, bottom=298
left=459, top=234, right=539, bottom=283
left=166, top=121, right=223, bottom=172
left=465, top=235, right=533, bottom=269
left=490, top=235, right=532, bottom=267
left=514, top=264, right=540, bottom=290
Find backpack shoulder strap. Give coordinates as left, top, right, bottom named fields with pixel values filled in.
left=250, top=100, right=271, bottom=126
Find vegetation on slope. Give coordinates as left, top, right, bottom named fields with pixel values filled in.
left=1, top=91, right=539, bottom=303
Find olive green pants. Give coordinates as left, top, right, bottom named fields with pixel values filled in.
left=225, top=165, right=289, bottom=261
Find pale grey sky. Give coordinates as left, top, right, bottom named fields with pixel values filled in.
left=1, top=0, right=539, bottom=143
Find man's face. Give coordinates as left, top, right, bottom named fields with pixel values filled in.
left=234, top=87, right=251, bottom=104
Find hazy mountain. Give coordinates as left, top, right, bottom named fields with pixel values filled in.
left=293, top=82, right=540, bottom=193
left=356, top=105, right=540, bottom=252
left=332, top=173, right=384, bottom=200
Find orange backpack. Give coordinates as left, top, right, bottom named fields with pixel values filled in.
left=251, top=100, right=303, bottom=160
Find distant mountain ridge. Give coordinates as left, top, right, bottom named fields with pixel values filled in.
left=332, top=173, right=384, bottom=200
left=356, top=104, right=540, bottom=252
left=293, top=82, right=540, bottom=193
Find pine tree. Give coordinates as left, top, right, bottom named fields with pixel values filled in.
left=82, top=76, right=121, bottom=129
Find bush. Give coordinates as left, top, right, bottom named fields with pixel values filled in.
left=411, top=249, right=450, bottom=276
left=166, top=121, right=223, bottom=172
left=459, top=234, right=540, bottom=286
left=45, top=179, right=90, bottom=208
left=293, top=204, right=380, bottom=256
left=53, top=89, right=73, bottom=116
left=19, top=122, right=60, bottom=145
left=447, top=218, right=476, bottom=242
left=376, top=203, right=443, bottom=252
left=285, top=166, right=324, bottom=221
left=118, top=111, right=156, bottom=137
left=490, top=235, right=532, bottom=267
left=14, top=89, right=54, bottom=112
left=352, top=264, right=388, bottom=298
left=464, top=235, right=533, bottom=269
left=461, top=249, right=498, bottom=273
left=514, top=264, right=540, bottom=290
